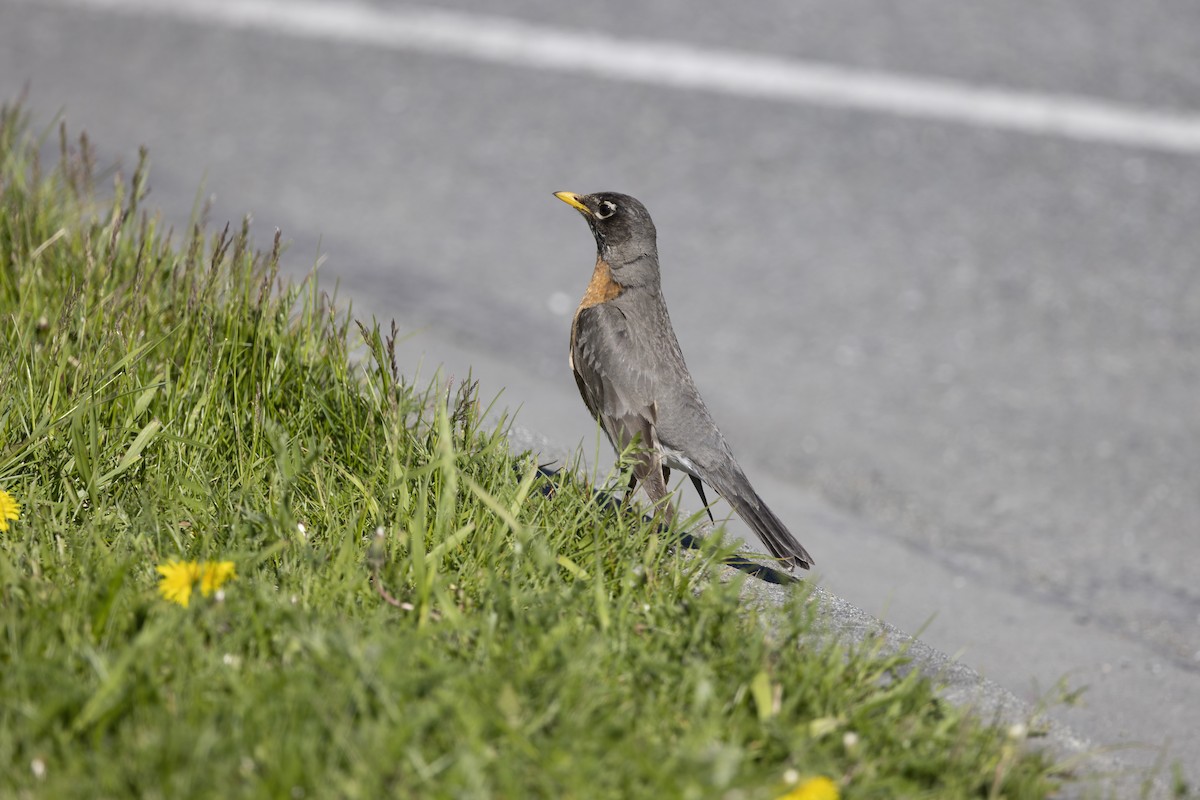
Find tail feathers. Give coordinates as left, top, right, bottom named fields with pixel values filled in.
left=717, top=478, right=813, bottom=571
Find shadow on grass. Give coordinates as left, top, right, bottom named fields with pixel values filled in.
left=533, top=465, right=798, bottom=586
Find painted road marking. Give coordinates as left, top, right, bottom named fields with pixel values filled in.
left=43, top=0, right=1200, bottom=154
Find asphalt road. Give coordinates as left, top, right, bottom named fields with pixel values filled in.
left=4, top=0, right=1198, bottom=783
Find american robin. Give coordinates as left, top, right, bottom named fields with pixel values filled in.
left=555, top=191, right=814, bottom=571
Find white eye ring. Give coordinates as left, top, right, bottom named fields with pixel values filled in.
left=595, top=200, right=617, bottom=220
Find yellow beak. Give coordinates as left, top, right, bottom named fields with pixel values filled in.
left=554, top=191, right=590, bottom=214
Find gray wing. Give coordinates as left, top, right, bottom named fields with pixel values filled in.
left=571, top=303, right=659, bottom=453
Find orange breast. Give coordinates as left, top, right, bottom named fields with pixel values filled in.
left=577, top=257, right=623, bottom=312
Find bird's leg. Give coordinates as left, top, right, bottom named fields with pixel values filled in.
left=624, top=463, right=671, bottom=506
left=624, top=470, right=639, bottom=505
left=635, top=451, right=675, bottom=528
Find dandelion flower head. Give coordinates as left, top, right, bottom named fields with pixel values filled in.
left=200, top=561, right=236, bottom=596
left=778, top=776, right=839, bottom=800
left=157, top=560, right=235, bottom=607
left=0, top=489, right=20, bottom=532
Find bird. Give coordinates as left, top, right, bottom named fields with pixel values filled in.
left=555, top=190, right=814, bottom=571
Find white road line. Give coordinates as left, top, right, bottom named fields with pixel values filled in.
left=46, top=0, right=1200, bottom=154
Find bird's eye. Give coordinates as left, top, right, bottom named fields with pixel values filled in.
left=595, top=200, right=617, bottom=220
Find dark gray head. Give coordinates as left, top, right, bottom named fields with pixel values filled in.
left=555, top=191, right=660, bottom=286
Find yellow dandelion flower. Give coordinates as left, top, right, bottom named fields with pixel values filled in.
left=157, top=560, right=202, bottom=607
left=777, top=776, right=840, bottom=800
left=200, top=561, right=236, bottom=597
left=156, top=560, right=235, bottom=607
left=0, top=489, right=21, bottom=532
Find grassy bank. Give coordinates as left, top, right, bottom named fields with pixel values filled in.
left=0, top=105, right=1061, bottom=798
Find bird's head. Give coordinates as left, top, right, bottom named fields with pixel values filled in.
left=555, top=191, right=659, bottom=281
